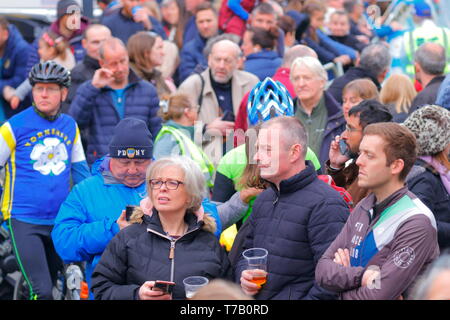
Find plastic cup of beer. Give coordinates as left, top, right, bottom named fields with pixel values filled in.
left=183, top=276, right=209, bottom=299
left=242, top=248, right=268, bottom=287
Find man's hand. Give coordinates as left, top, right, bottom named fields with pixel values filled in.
left=138, top=281, right=172, bottom=300
left=240, top=269, right=267, bottom=296
left=334, top=55, right=352, bottom=66
left=9, top=96, right=20, bottom=110
left=239, top=187, right=264, bottom=204
left=133, top=7, right=152, bottom=30
left=361, top=268, right=381, bottom=287
left=333, top=248, right=350, bottom=267
left=117, top=210, right=131, bottom=230
left=92, top=68, right=115, bottom=89
left=329, top=135, right=350, bottom=170
left=206, top=117, right=235, bottom=136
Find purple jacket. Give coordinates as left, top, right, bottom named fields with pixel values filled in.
left=315, top=187, right=439, bottom=300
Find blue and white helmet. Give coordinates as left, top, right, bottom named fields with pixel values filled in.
left=247, top=77, right=294, bottom=126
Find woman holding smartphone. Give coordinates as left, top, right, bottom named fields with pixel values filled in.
left=90, top=156, right=232, bottom=300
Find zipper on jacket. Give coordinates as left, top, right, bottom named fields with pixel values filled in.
left=147, top=226, right=200, bottom=283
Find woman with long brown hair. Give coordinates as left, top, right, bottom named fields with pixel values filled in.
left=127, top=31, right=176, bottom=98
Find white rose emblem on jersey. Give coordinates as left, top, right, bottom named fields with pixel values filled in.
left=30, top=137, right=68, bottom=175
left=393, top=246, right=415, bottom=269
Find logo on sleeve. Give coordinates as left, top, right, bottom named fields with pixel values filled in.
left=393, top=247, right=415, bottom=269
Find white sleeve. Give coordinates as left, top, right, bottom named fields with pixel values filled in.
left=71, top=125, right=86, bottom=163
left=0, top=122, right=15, bottom=167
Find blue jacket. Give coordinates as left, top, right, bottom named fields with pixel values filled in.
left=234, top=162, right=349, bottom=300
left=0, top=25, right=31, bottom=118
left=244, top=50, right=282, bottom=81
left=51, top=156, right=221, bottom=298
left=304, top=29, right=357, bottom=64
left=69, top=70, right=162, bottom=164
left=183, top=16, right=198, bottom=46
left=102, top=9, right=166, bottom=44
left=294, top=92, right=346, bottom=169
left=436, top=73, right=450, bottom=110
left=179, top=33, right=208, bottom=83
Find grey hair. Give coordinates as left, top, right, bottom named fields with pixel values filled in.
left=203, top=33, right=242, bottom=58
left=99, top=37, right=127, bottom=60
left=290, top=56, right=328, bottom=82
left=146, top=156, right=206, bottom=212
left=283, top=45, right=318, bottom=67
left=414, top=42, right=446, bottom=75
left=411, top=253, right=450, bottom=300
left=260, top=116, right=309, bottom=158
left=359, top=43, right=392, bottom=77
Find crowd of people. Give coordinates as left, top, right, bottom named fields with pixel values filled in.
left=0, top=0, right=449, bottom=301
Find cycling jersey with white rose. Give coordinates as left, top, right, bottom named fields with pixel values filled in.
left=0, top=107, right=87, bottom=224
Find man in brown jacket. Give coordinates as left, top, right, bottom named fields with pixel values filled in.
left=326, top=99, right=392, bottom=205
left=178, top=39, right=259, bottom=165
left=316, top=122, right=439, bottom=300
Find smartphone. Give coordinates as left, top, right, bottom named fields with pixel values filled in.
left=221, top=110, right=235, bottom=122
left=339, top=139, right=349, bottom=156
left=153, top=280, right=176, bottom=294
left=125, top=205, right=136, bottom=221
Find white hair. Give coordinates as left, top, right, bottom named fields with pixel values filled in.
left=290, top=56, right=328, bottom=82
left=146, top=156, right=206, bottom=212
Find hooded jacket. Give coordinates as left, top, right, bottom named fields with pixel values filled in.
left=234, top=162, right=349, bottom=300
left=244, top=50, right=282, bottom=81
left=91, top=208, right=232, bottom=300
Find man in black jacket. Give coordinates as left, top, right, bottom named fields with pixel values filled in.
left=62, top=24, right=112, bottom=113
left=409, top=42, right=446, bottom=113
left=235, top=116, right=349, bottom=300
left=327, top=43, right=391, bottom=104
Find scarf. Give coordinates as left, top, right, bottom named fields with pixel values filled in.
left=420, top=156, right=450, bottom=194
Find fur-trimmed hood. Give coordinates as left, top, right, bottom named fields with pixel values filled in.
left=129, top=206, right=217, bottom=234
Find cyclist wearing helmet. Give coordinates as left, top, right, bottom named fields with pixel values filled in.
left=212, top=78, right=321, bottom=250
left=0, top=60, right=90, bottom=299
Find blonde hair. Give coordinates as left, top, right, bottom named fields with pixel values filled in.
left=380, top=74, right=417, bottom=114
left=146, top=156, right=206, bottom=213
left=343, top=78, right=379, bottom=101
left=191, top=279, right=254, bottom=300
left=158, top=93, right=196, bottom=121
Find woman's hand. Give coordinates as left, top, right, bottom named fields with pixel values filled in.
left=138, top=281, right=172, bottom=300
left=116, top=210, right=131, bottom=230
left=239, top=187, right=264, bottom=204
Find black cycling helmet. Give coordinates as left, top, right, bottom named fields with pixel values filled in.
left=29, top=60, right=71, bottom=88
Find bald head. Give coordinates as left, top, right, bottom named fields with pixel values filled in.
left=83, top=24, right=111, bottom=60
left=415, top=42, right=446, bottom=75
left=99, top=37, right=127, bottom=60
left=208, top=40, right=241, bottom=83
left=283, top=44, right=318, bottom=68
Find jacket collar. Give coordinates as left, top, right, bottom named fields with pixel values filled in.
left=83, top=54, right=100, bottom=69
left=293, top=91, right=342, bottom=118
left=268, top=161, right=317, bottom=194
left=360, top=186, right=409, bottom=215
left=144, top=208, right=204, bottom=237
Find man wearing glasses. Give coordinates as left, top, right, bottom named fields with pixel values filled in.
left=326, top=99, right=393, bottom=205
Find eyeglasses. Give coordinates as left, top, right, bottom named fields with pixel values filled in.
left=149, top=179, right=184, bottom=190
left=345, top=124, right=362, bottom=132
left=32, top=86, right=61, bottom=94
